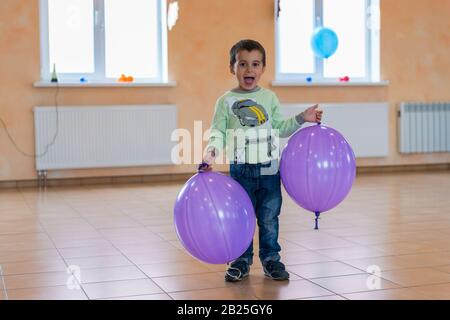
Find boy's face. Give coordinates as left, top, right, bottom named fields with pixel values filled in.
left=230, top=49, right=265, bottom=91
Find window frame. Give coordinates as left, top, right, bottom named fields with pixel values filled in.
left=274, top=0, right=380, bottom=83
left=39, top=0, right=168, bottom=83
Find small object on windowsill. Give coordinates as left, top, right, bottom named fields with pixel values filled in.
left=339, top=76, right=350, bottom=82
left=118, top=74, right=134, bottom=83
left=51, top=63, right=58, bottom=83
left=306, top=76, right=313, bottom=83
left=80, top=77, right=87, bottom=83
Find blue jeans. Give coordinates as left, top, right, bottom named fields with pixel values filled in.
left=229, top=161, right=282, bottom=266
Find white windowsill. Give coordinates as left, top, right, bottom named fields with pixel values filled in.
left=33, top=80, right=177, bottom=88
left=271, top=80, right=389, bottom=87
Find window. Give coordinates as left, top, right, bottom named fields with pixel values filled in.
left=275, top=0, right=380, bottom=83
left=39, top=0, right=168, bottom=83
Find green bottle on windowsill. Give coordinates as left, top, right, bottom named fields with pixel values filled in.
left=51, top=63, right=58, bottom=83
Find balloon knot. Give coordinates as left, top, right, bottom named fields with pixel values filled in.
left=314, top=212, right=321, bottom=230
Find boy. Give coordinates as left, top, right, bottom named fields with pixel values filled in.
left=201, top=39, right=322, bottom=282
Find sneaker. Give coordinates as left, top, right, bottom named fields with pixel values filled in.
left=224, top=260, right=250, bottom=282
left=263, top=261, right=289, bottom=281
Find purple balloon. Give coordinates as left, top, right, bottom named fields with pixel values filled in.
left=174, top=171, right=256, bottom=264
left=280, top=124, right=356, bottom=215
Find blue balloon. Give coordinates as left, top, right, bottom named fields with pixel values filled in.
left=311, top=27, right=339, bottom=59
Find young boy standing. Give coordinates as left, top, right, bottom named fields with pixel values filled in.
left=201, top=39, right=322, bottom=282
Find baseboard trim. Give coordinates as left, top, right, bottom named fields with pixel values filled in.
left=0, top=173, right=196, bottom=189
left=0, top=164, right=448, bottom=189
left=0, top=172, right=229, bottom=189
left=357, top=163, right=450, bottom=174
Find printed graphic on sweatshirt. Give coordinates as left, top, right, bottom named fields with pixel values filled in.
left=231, top=99, right=269, bottom=127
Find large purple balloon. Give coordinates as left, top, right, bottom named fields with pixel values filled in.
left=174, top=171, right=256, bottom=264
left=280, top=124, right=356, bottom=220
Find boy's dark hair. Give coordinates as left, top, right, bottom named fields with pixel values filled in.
left=229, top=39, right=266, bottom=67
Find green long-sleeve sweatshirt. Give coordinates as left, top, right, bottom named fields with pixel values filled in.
left=206, top=87, right=305, bottom=164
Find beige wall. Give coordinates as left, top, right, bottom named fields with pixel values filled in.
left=0, top=0, right=449, bottom=182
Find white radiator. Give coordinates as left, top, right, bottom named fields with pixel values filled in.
left=34, top=105, right=177, bottom=170
left=281, top=103, right=389, bottom=157
left=399, top=102, right=450, bottom=153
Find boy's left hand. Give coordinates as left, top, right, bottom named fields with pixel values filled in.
left=302, top=104, right=323, bottom=123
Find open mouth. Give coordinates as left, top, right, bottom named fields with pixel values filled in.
left=243, top=76, right=255, bottom=85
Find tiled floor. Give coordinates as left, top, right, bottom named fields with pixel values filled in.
left=0, top=170, right=449, bottom=300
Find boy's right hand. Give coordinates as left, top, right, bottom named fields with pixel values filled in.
left=198, top=149, right=216, bottom=172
